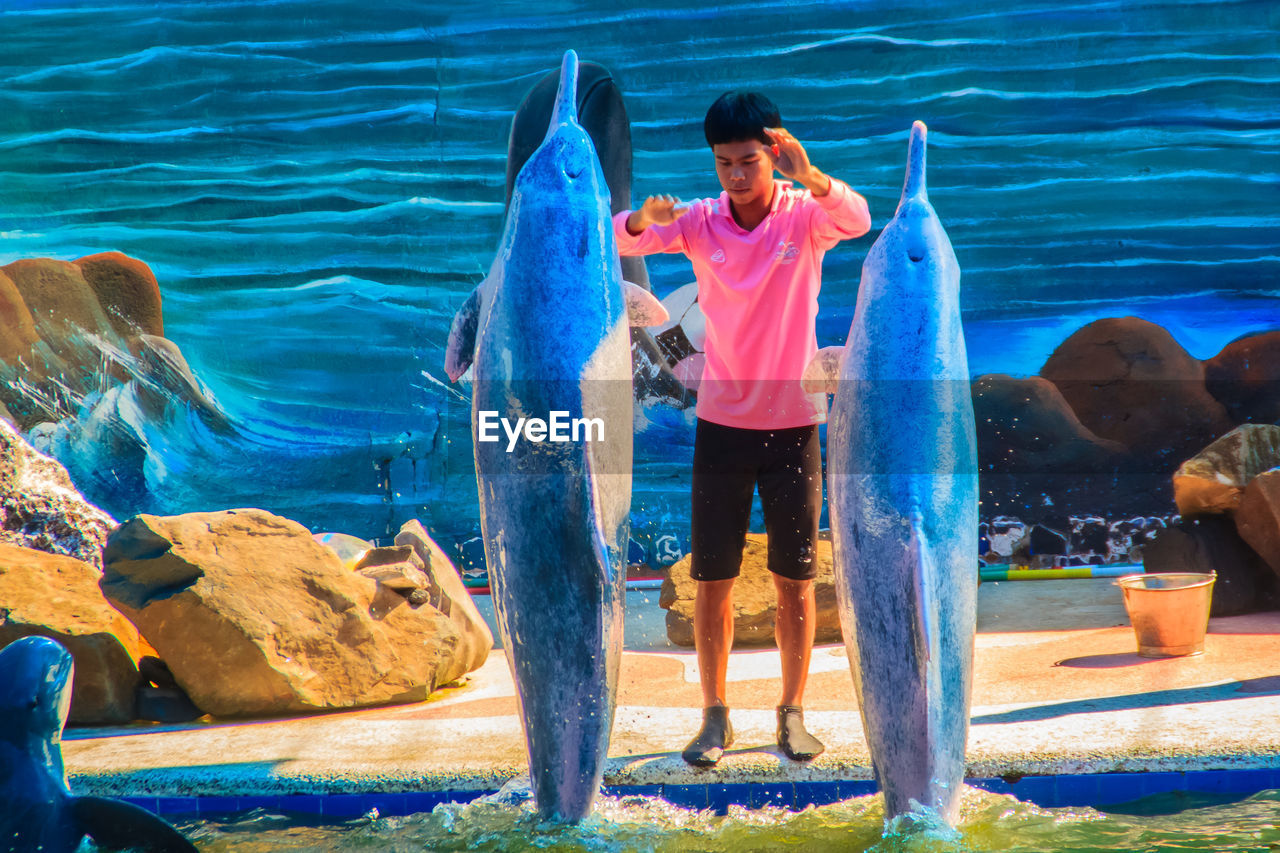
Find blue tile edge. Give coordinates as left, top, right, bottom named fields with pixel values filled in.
left=112, top=768, right=1280, bottom=819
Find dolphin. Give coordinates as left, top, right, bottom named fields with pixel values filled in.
left=0, top=636, right=198, bottom=852
left=446, top=56, right=690, bottom=408
left=446, top=50, right=664, bottom=823
left=806, top=121, right=978, bottom=825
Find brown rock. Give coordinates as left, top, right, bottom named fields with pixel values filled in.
left=0, top=268, right=39, bottom=364
left=660, top=533, right=840, bottom=647
left=1237, top=469, right=1280, bottom=576
left=99, top=509, right=463, bottom=717
left=1172, top=425, right=1280, bottom=516
left=395, top=519, right=493, bottom=679
left=0, top=542, right=143, bottom=723
left=1204, top=331, right=1280, bottom=425
left=355, top=545, right=431, bottom=592
left=74, top=252, right=164, bottom=339
left=0, top=419, right=117, bottom=568
left=1041, top=317, right=1235, bottom=469
left=2, top=258, right=116, bottom=341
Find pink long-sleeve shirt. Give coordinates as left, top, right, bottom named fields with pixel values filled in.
left=614, top=178, right=871, bottom=429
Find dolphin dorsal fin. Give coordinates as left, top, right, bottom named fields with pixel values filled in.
left=546, top=50, right=580, bottom=141
left=901, top=121, right=928, bottom=204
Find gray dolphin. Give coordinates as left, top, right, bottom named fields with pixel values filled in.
left=807, top=121, right=978, bottom=825
left=0, top=636, right=198, bottom=852
left=446, top=56, right=691, bottom=408
left=447, top=50, right=663, bottom=823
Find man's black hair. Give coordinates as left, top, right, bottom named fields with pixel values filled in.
left=704, top=92, right=781, bottom=148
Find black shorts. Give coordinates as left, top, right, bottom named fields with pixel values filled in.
left=690, top=418, right=822, bottom=582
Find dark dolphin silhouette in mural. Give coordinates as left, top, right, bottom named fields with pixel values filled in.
left=446, top=50, right=665, bottom=822
left=447, top=55, right=692, bottom=406
left=0, top=636, right=198, bottom=852
left=808, top=121, right=978, bottom=826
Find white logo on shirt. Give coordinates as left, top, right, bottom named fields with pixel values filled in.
left=710, top=249, right=726, bottom=264
left=775, top=240, right=799, bottom=264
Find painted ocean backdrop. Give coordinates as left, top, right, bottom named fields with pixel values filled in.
left=0, top=0, right=1276, bottom=559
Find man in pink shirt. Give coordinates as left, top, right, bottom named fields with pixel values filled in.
left=615, top=92, right=871, bottom=765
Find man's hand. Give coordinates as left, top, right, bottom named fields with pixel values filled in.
left=765, top=127, right=832, bottom=197
left=626, top=194, right=689, bottom=234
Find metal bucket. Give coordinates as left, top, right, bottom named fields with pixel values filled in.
left=1115, top=572, right=1216, bottom=657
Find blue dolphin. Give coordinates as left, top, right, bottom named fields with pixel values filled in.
left=0, top=636, right=198, bottom=852
left=446, top=50, right=664, bottom=823
left=807, top=121, right=978, bottom=825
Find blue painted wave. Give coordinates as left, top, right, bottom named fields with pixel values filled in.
left=0, top=0, right=1275, bottom=547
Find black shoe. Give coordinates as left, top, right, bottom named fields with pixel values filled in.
left=682, top=704, right=734, bottom=766
left=777, top=704, right=824, bottom=761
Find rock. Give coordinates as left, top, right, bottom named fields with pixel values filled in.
left=660, top=533, right=841, bottom=648
left=1204, top=331, right=1280, bottom=425
left=1041, top=317, right=1235, bottom=471
left=973, top=374, right=1128, bottom=473
left=1029, top=524, right=1069, bottom=558
left=100, top=509, right=463, bottom=717
left=1142, top=516, right=1280, bottom=617
left=356, top=549, right=432, bottom=592
left=1172, top=425, right=1280, bottom=516
left=74, top=252, right=164, bottom=339
left=0, top=268, right=39, bottom=365
left=0, top=419, right=117, bottom=568
left=0, top=542, right=144, bottom=723
left=1236, top=469, right=1280, bottom=576
left=395, top=519, right=493, bottom=677
left=972, top=372, right=1171, bottom=520
left=2, top=258, right=118, bottom=348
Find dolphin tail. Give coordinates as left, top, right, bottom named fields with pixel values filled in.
left=907, top=518, right=935, bottom=676
left=71, top=796, right=197, bottom=853
left=801, top=345, right=844, bottom=395
left=901, top=121, right=928, bottom=203
left=444, top=284, right=484, bottom=382
left=546, top=50, right=580, bottom=140
left=623, top=280, right=669, bottom=327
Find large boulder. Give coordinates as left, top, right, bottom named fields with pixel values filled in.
left=0, top=542, right=144, bottom=723
left=73, top=252, right=164, bottom=340
left=1040, top=317, right=1235, bottom=471
left=395, top=519, right=493, bottom=676
left=99, top=509, right=463, bottom=717
left=0, top=418, right=117, bottom=568
left=1142, top=516, right=1280, bottom=617
left=1204, top=331, right=1280, bottom=425
left=1172, top=425, right=1280, bottom=517
left=1236, top=469, right=1280, bottom=577
left=660, top=533, right=841, bottom=647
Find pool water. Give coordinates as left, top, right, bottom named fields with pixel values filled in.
left=164, top=785, right=1280, bottom=852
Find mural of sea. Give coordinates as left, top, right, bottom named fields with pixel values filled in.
left=0, top=0, right=1276, bottom=573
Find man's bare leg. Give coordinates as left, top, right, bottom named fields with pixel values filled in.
left=773, top=574, right=824, bottom=760
left=683, top=577, right=736, bottom=765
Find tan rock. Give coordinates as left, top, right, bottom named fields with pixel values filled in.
left=0, top=419, right=117, bottom=568
left=395, top=519, right=493, bottom=680
left=1237, top=469, right=1280, bottom=576
left=2, top=258, right=117, bottom=341
left=0, top=268, right=39, bottom=364
left=74, top=252, right=164, bottom=339
left=0, top=542, right=143, bottom=723
left=660, top=533, right=841, bottom=648
left=1173, top=425, right=1280, bottom=516
left=99, top=509, right=463, bottom=717
left=355, top=545, right=431, bottom=591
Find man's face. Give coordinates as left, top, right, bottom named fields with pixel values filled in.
left=713, top=139, right=776, bottom=211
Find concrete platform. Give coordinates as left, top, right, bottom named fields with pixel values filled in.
left=64, top=579, right=1280, bottom=800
